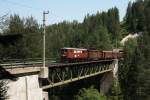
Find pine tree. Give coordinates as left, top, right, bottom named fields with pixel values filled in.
left=75, top=87, right=106, bottom=100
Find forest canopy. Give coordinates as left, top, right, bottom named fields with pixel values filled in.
left=0, top=7, right=120, bottom=58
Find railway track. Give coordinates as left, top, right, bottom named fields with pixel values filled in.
left=0, top=58, right=57, bottom=69
left=0, top=58, right=115, bottom=69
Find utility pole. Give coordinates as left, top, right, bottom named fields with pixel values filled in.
left=43, top=11, right=49, bottom=68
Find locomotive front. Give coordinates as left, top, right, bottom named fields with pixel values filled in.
left=61, top=47, right=88, bottom=62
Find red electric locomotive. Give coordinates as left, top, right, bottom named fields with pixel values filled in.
left=61, top=47, right=88, bottom=62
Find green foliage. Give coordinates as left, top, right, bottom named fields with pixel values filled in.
left=0, top=81, right=8, bottom=100
left=0, top=7, right=121, bottom=58
left=107, top=79, right=123, bottom=100
left=23, top=16, right=42, bottom=58
left=84, top=25, right=112, bottom=50
left=45, top=7, right=120, bottom=57
left=0, top=14, right=42, bottom=58
left=107, top=7, right=120, bottom=42
left=75, top=87, right=106, bottom=100
left=49, top=95, right=60, bottom=100
left=119, top=38, right=138, bottom=100
left=120, top=1, right=150, bottom=99
left=7, top=14, right=24, bottom=34
left=144, top=0, right=150, bottom=34
left=134, top=32, right=150, bottom=100
left=124, top=0, right=146, bottom=32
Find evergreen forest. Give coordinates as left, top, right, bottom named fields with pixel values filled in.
left=0, top=0, right=150, bottom=100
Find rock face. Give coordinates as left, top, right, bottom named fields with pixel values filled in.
left=120, top=33, right=139, bottom=45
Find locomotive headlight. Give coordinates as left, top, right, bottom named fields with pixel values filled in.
left=74, top=55, right=77, bottom=58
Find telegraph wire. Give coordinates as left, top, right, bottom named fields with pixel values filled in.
left=0, top=0, right=43, bottom=11
left=0, top=0, right=66, bottom=24
left=0, top=0, right=63, bottom=19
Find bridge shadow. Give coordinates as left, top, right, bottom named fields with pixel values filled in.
left=0, top=66, right=18, bottom=100
left=0, top=66, right=17, bottom=81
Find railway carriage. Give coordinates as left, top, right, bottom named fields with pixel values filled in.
left=102, top=51, right=114, bottom=59
left=88, top=50, right=103, bottom=60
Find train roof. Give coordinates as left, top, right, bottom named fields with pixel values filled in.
left=61, top=47, right=87, bottom=50
left=88, top=49, right=99, bottom=51
left=102, top=50, right=113, bottom=52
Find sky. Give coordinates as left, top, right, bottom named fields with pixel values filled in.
left=0, top=0, right=135, bottom=25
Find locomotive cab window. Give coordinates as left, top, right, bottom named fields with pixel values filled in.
left=61, top=49, right=67, bottom=56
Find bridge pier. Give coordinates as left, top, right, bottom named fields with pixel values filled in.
left=100, top=72, right=113, bottom=94
left=100, top=59, right=118, bottom=94
left=7, top=75, right=44, bottom=100
left=6, top=67, right=49, bottom=100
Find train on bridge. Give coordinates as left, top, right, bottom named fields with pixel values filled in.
left=61, top=47, right=122, bottom=62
